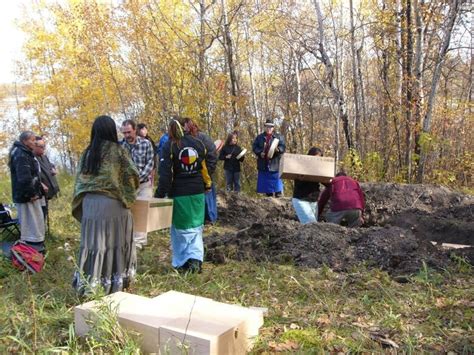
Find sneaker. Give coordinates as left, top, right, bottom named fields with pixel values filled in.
left=186, top=258, right=202, bottom=273
left=176, top=259, right=202, bottom=274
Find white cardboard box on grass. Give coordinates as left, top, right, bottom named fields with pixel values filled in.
left=279, top=153, right=335, bottom=184
left=130, top=197, right=173, bottom=233
left=74, top=290, right=264, bottom=354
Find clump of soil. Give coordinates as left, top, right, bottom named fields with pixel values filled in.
left=217, top=192, right=295, bottom=229
left=206, top=219, right=449, bottom=275
left=362, top=183, right=473, bottom=245
left=209, top=183, right=473, bottom=274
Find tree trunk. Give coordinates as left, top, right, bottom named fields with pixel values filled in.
left=412, top=0, right=425, bottom=178
left=349, top=0, right=361, bottom=153
left=221, top=0, right=239, bottom=126
left=312, top=0, right=353, bottom=151
left=416, top=0, right=464, bottom=182
left=243, top=20, right=260, bottom=134
left=402, top=0, right=414, bottom=182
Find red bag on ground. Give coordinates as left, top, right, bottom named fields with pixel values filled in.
left=11, top=241, right=45, bottom=273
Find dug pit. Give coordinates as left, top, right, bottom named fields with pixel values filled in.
left=206, top=183, right=473, bottom=274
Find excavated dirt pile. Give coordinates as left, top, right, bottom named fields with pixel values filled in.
left=206, top=183, right=473, bottom=274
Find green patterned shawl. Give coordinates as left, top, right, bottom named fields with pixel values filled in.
left=72, top=141, right=140, bottom=221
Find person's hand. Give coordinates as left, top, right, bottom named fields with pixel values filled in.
left=51, top=167, right=57, bottom=175
left=226, top=154, right=232, bottom=159
left=260, top=152, right=265, bottom=158
left=41, top=182, right=49, bottom=194
left=360, top=215, right=365, bottom=225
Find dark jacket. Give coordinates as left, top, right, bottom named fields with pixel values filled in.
left=219, top=144, right=244, bottom=172
left=156, top=133, right=211, bottom=198
left=318, top=175, right=365, bottom=215
left=37, top=155, right=60, bottom=199
left=293, top=180, right=321, bottom=202
left=9, top=141, right=42, bottom=203
left=252, top=132, right=286, bottom=172
left=197, top=132, right=218, bottom=177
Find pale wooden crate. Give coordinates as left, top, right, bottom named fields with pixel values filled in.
left=74, top=292, right=179, bottom=353
left=130, top=197, right=173, bottom=233
left=75, top=290, right=265, bottom=354
left=151, top=291, right=264, bottom=351
left=279, top=153, right=335, bottom=183
left=159, top=317, right=246, bottom=355
left=74, top=292, right=152, bottom=337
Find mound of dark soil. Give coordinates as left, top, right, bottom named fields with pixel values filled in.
left=205, top=219, right=449, bottom=275
left=210, top=183, right=472, bottom=273
left=362, top=183, right=471, bottom=224
left=217, top=192, right=295, bottom=229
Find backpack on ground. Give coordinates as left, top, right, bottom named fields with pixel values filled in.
left=11, top=241, right=45, bottom=273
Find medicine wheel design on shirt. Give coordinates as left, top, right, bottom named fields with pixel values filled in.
left=178, top=147, right=199, bottom=171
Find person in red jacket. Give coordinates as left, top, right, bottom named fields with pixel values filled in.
left=318, top=172, right=365, bottom=227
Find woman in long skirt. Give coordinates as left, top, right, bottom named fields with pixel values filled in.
left=155, top=117, right=215, bottom=273
left=252, top=119, right=286, bottom=197
left=72, top=115, right=139, bottom=295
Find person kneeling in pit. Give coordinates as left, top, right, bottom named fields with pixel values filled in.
left=317, top=172, right=365, bottom=227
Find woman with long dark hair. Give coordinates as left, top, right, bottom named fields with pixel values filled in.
left=155, top=116, right=216, bottom=273
left=72, top=115, right=139, bottom=295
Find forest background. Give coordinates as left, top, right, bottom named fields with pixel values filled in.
left=0, top=0, right=472, bottom=188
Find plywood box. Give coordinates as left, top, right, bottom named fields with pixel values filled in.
left=75, top=291, right=265, bottom=354
left=279, top=153, right=335, bottom=183
left=74, top=292, right=153, bottom=337
left=130, top=197, right=173, bottom=233
left=75, top=292, right=178, bottom=353
left=152, top=291, right=264, bottom=351
left=160, top=317, right=246, bottom=355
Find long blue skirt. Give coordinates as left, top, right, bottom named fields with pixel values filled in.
left=170, top=225, right=204, bottom=268
left=257, top=171, right=283, bottom=194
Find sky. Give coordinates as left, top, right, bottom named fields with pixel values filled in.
left=0, top=1, right=27, bottom=84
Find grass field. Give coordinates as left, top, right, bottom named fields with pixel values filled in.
left=0, top=175, right=473, bottom=353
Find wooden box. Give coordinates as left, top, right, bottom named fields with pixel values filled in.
left=279, top=153, right=335, bottom=183
left=152, top=291, right=264, bottom=351
left=75, top=292, right=177, bottom=353
left=74, top=292, right=153, bottom=337
left=159, top=317, right=246, bottom=355
left=75, top=291, right=264, bottom=354
left=130, top=197, right=173, bottom=233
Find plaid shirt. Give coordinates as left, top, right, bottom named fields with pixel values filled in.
left=120, top=136, right=154, bottom=183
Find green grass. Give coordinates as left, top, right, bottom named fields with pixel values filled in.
left=0, top=175, right=473, bottom=353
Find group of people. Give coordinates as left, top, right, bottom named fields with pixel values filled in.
left=8, top=115, right=364, bottom=296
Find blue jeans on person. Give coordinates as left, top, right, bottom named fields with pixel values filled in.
left=224, top=170, right=241, bottom=192
left=204, top=183, right=218, bottom=223
left=292, top=198, right=318, bottom=224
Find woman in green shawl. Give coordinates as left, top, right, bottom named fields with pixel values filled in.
left=72, top=115, right=139, bottom=295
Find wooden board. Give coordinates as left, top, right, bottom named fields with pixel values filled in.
left=431, top=241, right=472, bottom=249
left=279, top=153, right=335, bottom=183
left=130, top=197, right=173, bottom=233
